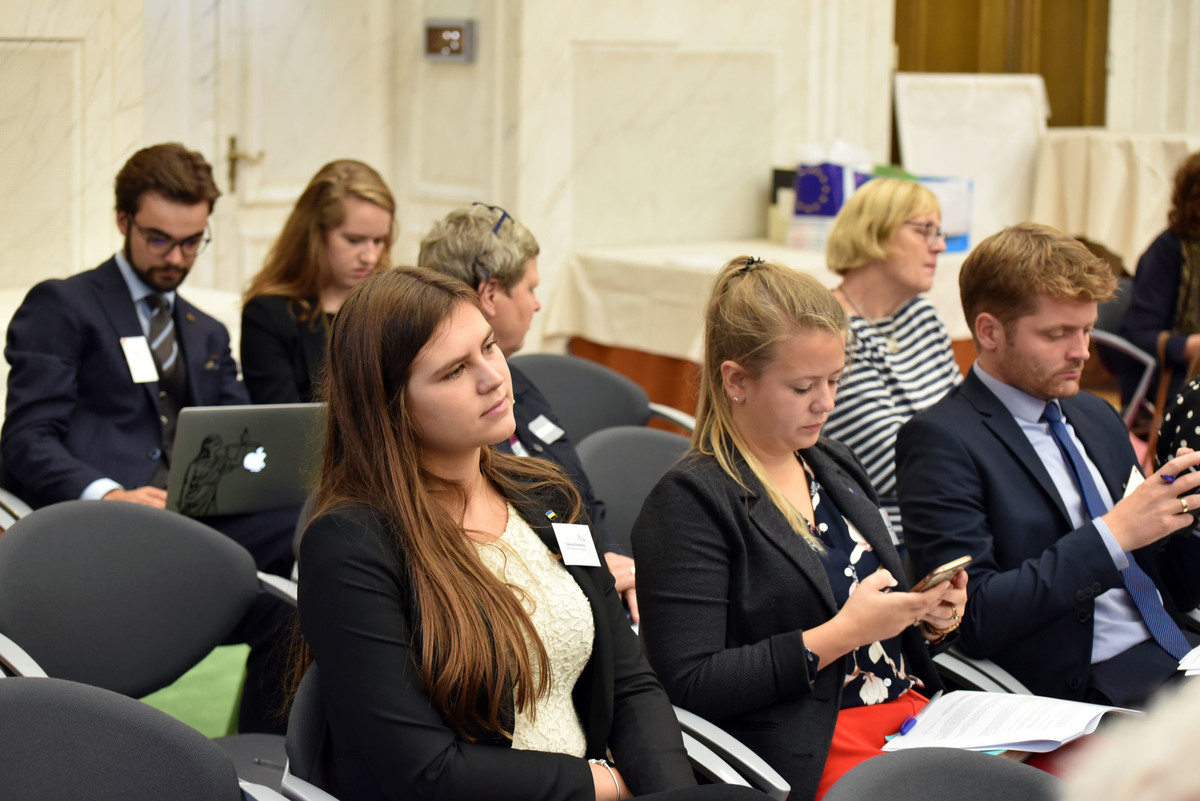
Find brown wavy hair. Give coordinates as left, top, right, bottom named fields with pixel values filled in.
left=959, top=223, right=1115, bottom=344
left=301, top=267, right=582, bottom=739
left=114, top=143, right=221, bottom=216
left=244, top=160, right=396, bottom=323
left=1168, top=151, right=1200, bottom=240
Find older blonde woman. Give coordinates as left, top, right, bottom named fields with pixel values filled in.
left=822, top=178, right=961, bottom=547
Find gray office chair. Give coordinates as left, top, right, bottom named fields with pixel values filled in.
left=576, top=426, right=692, bottom=555
left=509, top=353, right=695, bottom=439
left=282, top=664, right=789, bottom=801
left=0, top=676, right=290, bottom=801
left=822, top=747, right=1059, bottom=801
left=1092, top=276, right=1156, bottom=429
left=0, top=500, right=299, bottom=790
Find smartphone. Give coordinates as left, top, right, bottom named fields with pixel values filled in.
left=910, top=555, right=972, bottom=592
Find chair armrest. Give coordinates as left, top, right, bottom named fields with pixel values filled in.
left=240, top=779, right=292, bottom=800
left=648, top=402, right=696, bottom=433
left=673, top=705, right=791, bottom=800
left=279, top=764, right=342, bottom=801
left=681, top=731, right=750, bottom=787
left=258, top=572, right=298, bottom=606
left=933, top=647, right=1032, bottom=695
left=0, top=632, right=48, bottom=677
left=0, top=487, right=33, bottom=520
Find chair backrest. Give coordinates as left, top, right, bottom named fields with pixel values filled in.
left=510, top=353, right=651, bottom=440
left=0, top=676, right=243, bottom=801
left=823, top=747, right=1059, bottom=801
left=0, top=500, right=259, bottom=696
left=576, top=426, right=691, bottom=555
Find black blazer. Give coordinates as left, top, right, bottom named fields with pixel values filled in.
left=297, top=479, right=694, bottom=801
left=632, top=439, right=941, bottom=801
left=1, top=258, right=247, bottom=507
left=896, top=369, right=1200, bottom=700
left=240, top=294, right=327, bottom=404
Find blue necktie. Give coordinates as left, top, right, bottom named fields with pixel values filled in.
left=1041, top=402, right=1191, bottom=660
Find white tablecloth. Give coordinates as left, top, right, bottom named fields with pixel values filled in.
left=543, top=240, right=969, bottom=362
left=1031, top=128, right=1200, bottom=270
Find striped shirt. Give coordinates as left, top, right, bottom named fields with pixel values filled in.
left=824, top=297, right=961, bottom=545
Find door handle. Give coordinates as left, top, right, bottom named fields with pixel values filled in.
left=228, top=135, right=265, bottom=192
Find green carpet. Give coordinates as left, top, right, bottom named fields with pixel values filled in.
left=141, top=644, right=249, bottom=737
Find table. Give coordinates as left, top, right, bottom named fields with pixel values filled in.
left=1031, top=128, right=1200, bottom=270
left=543, top=240, right=970, bottom=363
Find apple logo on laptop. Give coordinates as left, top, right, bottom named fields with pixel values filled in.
left=243, top=446, right=267, bottom=474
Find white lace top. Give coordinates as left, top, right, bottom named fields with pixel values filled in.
left=474, top=505, right=594, bottom=756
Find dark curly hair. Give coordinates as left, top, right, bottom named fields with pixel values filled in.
left=1168, top=151, right=1200, bottom=240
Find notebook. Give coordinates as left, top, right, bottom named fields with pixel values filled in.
left=165, top=403, right=326, bottom=517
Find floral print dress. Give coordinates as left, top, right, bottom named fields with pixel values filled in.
left=804, top=461, right=923, bottom=708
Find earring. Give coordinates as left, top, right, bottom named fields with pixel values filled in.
left=732, top=396, right=739, bottom=403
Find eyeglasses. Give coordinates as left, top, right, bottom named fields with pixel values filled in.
left=904, top=221, right=945, bottom=246
left=130, top=219, right=212, bottom=257
left=472, top=202, right=511, bottom=235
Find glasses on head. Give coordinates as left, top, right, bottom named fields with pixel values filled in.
left=904, top=220, right=945, bottom=246
left=472, top=202, right=511, bottom=235
left=130, top=219, right=212, bottom=257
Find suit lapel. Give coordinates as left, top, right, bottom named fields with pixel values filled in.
left=960, top=371, right=1074, bottom=526
left=1062, top=395, right=1132, bottom=503
left=88, top=259, right=163, bottom=412
left=738, top=458, right=840, bottom=615
left=173, top=295, right=207, bottom=404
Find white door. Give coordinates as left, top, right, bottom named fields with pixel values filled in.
left=210, top=0, right=396, bottom=295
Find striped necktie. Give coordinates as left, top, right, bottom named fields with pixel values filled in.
left=146, top=294, right=178, bottom=381
left=1041, top=401, right=1191, bottom=659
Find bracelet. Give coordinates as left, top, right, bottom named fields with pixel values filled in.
left=920, top=619, right=960, bottom=639
left=589, top=758, right=622, bottom=801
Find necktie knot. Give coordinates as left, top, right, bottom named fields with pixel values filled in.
left=147, top=294, right=168, bottom=314
left=1040, top=402, right=1063, bottom=424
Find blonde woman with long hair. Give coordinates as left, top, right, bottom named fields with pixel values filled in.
left=633, top=257, right=967, bottom=800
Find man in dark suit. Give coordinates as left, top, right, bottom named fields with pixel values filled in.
left=897, top=223, right=1200, bottom=708
left=1, top=143, right=294, bottom=732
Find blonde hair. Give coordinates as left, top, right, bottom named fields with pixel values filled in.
left=826, top=178, right=941, bottom=275
left=959, top=223, right=1116, bottom=342
left=244, top=160, right=396, bottom=322
left=694, top=256, right=849, bottom=546
left=418, top=204, right=540, bottom=291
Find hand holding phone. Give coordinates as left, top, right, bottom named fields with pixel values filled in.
left=910, top=555, right=972, bottom=593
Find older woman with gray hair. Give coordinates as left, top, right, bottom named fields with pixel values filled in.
left=822, top=178, right=962, bottom=548
left=418, top=204, right=640, bottom=620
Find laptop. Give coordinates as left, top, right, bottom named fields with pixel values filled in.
left=165, top=403, right=326, bottom=518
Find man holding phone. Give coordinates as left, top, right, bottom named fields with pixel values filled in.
left=897, top=223, right=1200, bottom=708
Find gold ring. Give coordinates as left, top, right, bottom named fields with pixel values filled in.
left=1182, top=497, right=1191, bottom=514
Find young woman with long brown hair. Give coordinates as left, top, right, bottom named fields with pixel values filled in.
left=240, top=159, right=395, bottom=403
left=294, top=267, right=764, bottom=801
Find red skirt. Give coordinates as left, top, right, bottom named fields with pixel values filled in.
left=815, top=689, right=929, bottom=800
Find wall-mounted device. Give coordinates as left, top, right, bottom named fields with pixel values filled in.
left=424, top=19, right=475, bottom=62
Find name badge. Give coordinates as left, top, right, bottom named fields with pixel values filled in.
left=529, top=414, right=565, bottom=445
left=1123, top=465, right=1144, bottom=499
left=120, top=336, right=159, bottom=383
left=551, top=522, right=602, bottom=567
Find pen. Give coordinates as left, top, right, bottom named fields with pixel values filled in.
left=1162, top=464, right=1200, bottom=483
left=898, top=690, right=943, bottom=736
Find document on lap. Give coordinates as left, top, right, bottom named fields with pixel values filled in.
left=882, top=691, right=1140, bottom=753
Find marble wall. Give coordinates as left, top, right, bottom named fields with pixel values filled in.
left=0, top=0, right=142, bottom=287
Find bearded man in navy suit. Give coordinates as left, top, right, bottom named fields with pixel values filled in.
left=897, top=223, right=1200, bottom=708
left=2, top=143, right=293, bottom=732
